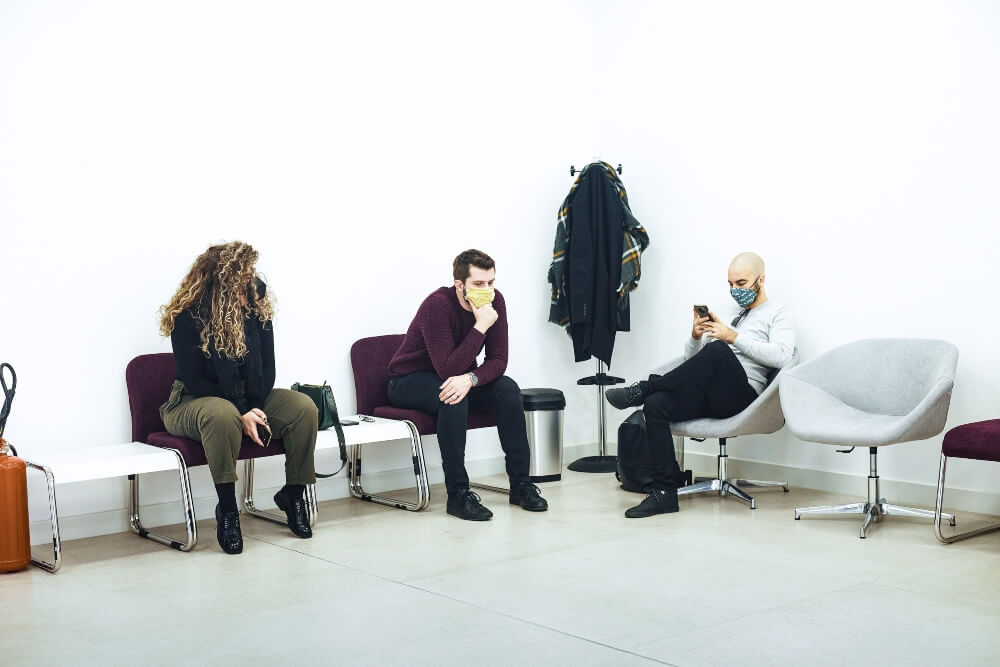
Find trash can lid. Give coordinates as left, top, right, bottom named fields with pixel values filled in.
left=520, top=388, right=566, bottom=411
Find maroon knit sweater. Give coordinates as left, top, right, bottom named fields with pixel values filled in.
left=388, top=287, right=509, bottom=385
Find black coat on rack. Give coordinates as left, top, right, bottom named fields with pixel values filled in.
left=555, top=162, right=639, bottom=367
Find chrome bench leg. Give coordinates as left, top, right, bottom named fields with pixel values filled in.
left=129, top=448, right=197, bottom=552
left=935, top=453, right=994, bottom=543
left=22, top=460, right=62, bottom=573
left=349, top=420, right=430, bottom=511
left=243, top=458, right=319, bottom=528
left=470, top=482, right=510, bottom=495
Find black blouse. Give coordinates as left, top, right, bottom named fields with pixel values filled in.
left=169, top=283, right=275, bottom=414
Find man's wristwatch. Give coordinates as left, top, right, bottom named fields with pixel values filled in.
left=467, top=372, right=479, bottom=387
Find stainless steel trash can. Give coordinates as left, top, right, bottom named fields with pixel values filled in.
left=521, top=388, right=566, bottom=482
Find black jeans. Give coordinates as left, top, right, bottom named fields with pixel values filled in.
left=643, top=340, right=758, bottom=490
left=387, top=372, right=531, bottom=496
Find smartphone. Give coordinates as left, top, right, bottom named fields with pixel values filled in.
left=339, top=419, right=360, bottom=426
left=694, top=304, right=711, bottom=319
left=256, top=422, right=272, bottom=447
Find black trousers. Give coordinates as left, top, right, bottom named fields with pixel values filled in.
left=387, top=372, right=531, bottom=496
left=643, top=340, right=758, bottom=489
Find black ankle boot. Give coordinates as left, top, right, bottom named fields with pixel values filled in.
left=509, top=482, right=548, bottom=512
left=625, top=488, right=679, bottom=518
left=605, top=381, right=650, bottom=410
left=447, top=488, right=493, bottom=521
left=274, top=486, right=312, bottom=538
left=215, top=503, right=243, bottom=554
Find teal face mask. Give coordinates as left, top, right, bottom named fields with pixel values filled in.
left=730, top=276, right=760, bottom=308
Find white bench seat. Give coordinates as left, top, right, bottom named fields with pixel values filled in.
left=24, top=415, right=428, bottom=573
left=22, top=442, right=194, bottom=573
left=241, top=415, right=429, bottom=526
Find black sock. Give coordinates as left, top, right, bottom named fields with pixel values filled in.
left=281, top=483, right=305, bottom=500
left=215, top=482, right=237, bottom=513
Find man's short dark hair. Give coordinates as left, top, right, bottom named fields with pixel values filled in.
left=453, top=249, right=495, bottom=282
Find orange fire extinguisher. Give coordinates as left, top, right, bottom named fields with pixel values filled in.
left=0, top=362, right=30, bottom=574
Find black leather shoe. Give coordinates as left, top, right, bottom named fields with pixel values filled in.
left=215, top=504, right=243, bottom=554
left=509, top=482, right=549, bottom=512
left=605, top=382, right=649, bottom=410
left=274, top=489, right=313, bottom=538
left=447, top=488, right=493, bottom=521
left=625, top=488, right=679, bottom=518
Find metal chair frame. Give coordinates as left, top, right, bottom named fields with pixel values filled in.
left=678, top=437, right=788, bottom=509
left=933, top=451, right=1000, bottom=544
left=796, top=446, right=956, bottom=539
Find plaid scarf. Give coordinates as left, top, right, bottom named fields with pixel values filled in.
left=547, top=162, right=650, bottom=327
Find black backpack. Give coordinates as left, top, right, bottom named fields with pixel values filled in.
left=615, top=410, right=654, bottom=493
left=615, top=409, right=691, bottom=492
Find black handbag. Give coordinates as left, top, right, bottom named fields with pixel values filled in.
left=616, top=410, right=655, bottom=493
left=291, top=382, right=347, bottom=479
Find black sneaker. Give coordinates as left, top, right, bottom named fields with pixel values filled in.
left=509, top=482, right=549, bottom=512
left=274, top=488, right=313, bottom=539
left=625, top=488, right=679, bottom=518
left=605, top=382, right=649, bottom=410
left=215, top=503, right=244, bottom=554
left=447, top=488, right=493, bottom=521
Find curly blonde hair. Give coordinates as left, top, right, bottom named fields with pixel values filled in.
left=159, top=241, right=274, bottom=359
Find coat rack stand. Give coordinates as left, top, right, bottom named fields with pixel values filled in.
left=567, top=360, right=624, bottom=473
left=563, top=160, right=627, bottom=474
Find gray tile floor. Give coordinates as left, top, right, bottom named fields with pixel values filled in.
left=4, top=470, right=1000, bottom=666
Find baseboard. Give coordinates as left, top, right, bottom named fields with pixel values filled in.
left=682, top=451, right=1000, bottom=516
left=29, top=446, right=591, bottom=546
left=36, top=443, right=996, bottom=546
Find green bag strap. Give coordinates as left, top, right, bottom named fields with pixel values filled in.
left=291, top=381, right=347, bottom=479
left=321, top=383, right=347, bottom=479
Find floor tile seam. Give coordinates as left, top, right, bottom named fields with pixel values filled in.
left=853, top=579, right=1000, bottom=615
left=247, top=535, right=677, bottom=666
left=626, top=578, right=869, bottom=650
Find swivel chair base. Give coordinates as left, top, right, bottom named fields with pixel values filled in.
left=795, top=447, right=956, bottom=539
left=678, top=438, right=788, bottom=510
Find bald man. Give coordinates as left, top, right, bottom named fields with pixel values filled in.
left=605, top=252, right=796, bottom=518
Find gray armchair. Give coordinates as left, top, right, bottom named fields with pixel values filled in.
left=779, top=338, right=959, bottom=538
left=654, top=350, right=799, bottom=509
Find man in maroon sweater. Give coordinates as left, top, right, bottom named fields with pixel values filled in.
left=388, top=249, right=549, bottom=520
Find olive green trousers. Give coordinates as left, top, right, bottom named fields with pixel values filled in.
left=160, top=382, right=318, bottom=485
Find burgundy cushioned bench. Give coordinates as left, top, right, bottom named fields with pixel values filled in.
left=126, top=353, right=318, bottom=531
left=350, top=334, right=507, bottom=495
left=934, top=419, right=1000, bottom=543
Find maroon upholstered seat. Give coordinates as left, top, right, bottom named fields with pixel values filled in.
left=934, top=418, right=1000, bottom=543
left=350, top=334, right=496, bottom=435
left=125, top=353, right=287, bottom=465
left=942, top=419, right=1000, bottom=462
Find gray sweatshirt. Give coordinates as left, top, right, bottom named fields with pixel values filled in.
left=684, top=300, right=796, bottom=394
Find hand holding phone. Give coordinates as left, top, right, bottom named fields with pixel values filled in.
left=256, top=422, right=272, bottom=447
left=692, top=305, right=713, bottom=340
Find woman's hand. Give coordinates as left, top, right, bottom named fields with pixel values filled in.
left=439, top=374, right=474, bottom=405
left=242, top=408, right=268, bottom=446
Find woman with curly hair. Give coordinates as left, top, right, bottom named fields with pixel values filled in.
left=159, top=241, right=317, bottom=554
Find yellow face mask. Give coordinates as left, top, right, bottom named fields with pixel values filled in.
left=464, top=287, right=495, bottom=309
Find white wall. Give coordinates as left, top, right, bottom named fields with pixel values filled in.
left=2, top=1, right=998, bottom=541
